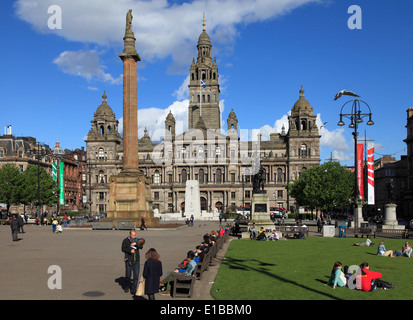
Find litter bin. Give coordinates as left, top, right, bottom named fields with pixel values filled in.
left=322, top=225, right=335, bottom=237
left=339, top=225, right=347, bottom=238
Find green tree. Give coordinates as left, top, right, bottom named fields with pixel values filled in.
left=288, top=162, right=354, bottom=213
left=21, top=165, right=59, bottom=207
left=0, top=164, right=23, bottom=213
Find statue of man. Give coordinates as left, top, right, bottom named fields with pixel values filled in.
left=126, top=9, right=133, bottom=33
left=252, top=165, right=265, bottom=194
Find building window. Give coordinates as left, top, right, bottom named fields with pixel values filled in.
left=98, top=170, right=105, bottom=183
left=216, top=168, right=222, bottom=183
left=277, top=190, right=283, bottom=198
left=199, top=169, right=205, bottom=184
left=277, top=168, right=284, bottom=182
left=299, top=144, right=307, bottom=157
left=181, top=169, right=187, bottom=184
left=98, top=148, right=105, bottom=160
left=245, top=190, right=251, bottom=198
left=154, top=192, right=159, bottom=200
left=231, top=192, right=236, bottom=200
left=0, top=150, right=3, bottom=158
left=153, top=170, right=160, bottom=185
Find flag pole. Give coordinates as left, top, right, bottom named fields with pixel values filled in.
left=200, top=81, right=202, bottom=117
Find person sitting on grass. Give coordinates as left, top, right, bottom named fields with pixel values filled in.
left=268, top=230, right=279, bottom=241
left=359, top=262, right=395, bottom=291
left=402, top=241, right=412, bottom=257
left=256, top=227, right=267, bottom=241
left=249, top=223, right=258, bottom=239
left=377, top=241, right=394, bottom=257
left=325, top=261, right=348, bottom=289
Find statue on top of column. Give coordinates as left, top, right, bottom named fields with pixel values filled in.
left=126, top=9, right=133, bottom=34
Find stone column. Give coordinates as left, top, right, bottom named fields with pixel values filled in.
left=107, top=10, right=159, bottom=227
left=119, top=25, right=140, bottom=171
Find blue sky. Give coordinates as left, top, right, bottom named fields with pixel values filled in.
left=2, top=0, right=413, bottom=165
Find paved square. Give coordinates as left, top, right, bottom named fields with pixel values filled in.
left=0, top=221, right=223, bottom=300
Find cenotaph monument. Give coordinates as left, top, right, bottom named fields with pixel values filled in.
left=184, top=180, right=201, bottom=218
left=107, top=10, right=159, bottom=227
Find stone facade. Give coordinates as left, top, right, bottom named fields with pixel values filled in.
left=85, top=24, right=321, bottom=216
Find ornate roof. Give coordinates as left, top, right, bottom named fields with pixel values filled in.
left=95, top=91, right=115, bottom=119
left=291, top=86, right=314, bottom=116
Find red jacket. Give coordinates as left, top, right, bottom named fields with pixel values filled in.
left=360, top=268, right=382, bottom=291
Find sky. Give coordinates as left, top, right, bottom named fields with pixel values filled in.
left=1, top=0, right=413, bottom=166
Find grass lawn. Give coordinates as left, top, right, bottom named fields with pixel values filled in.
left=211, top=237, right=412, bottom=300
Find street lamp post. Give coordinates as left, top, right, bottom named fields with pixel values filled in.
left=337, top=99, right=374, bottom=228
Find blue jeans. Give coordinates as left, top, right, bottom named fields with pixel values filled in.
left=125, top=261, right=140, bottom=293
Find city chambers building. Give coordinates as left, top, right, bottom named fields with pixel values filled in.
left=85, top=24, right=321, bottom=216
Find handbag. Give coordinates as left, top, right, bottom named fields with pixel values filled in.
left=135, top=276, right=145, bottom=296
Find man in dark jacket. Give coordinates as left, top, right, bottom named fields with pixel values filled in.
left=10, top=215, right=19, bottom=241
left=17, top=214, right=24, bottom=233
left=121, top=230, right=144, bottom=295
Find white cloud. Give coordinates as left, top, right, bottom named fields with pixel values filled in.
left=172, top=75, right=190, bottom=100
left=53, top=49, right=122, bottom=84
left=119, top=99, right=189, bottom=141
left=16, top=0, right=321, bottom=73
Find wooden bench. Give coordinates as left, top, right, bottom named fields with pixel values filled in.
left=354, top=227, right=376, bottom=238
left=194, top=249, right=212, bottom=280
left=375, top=228, right=409, bottom=239
left=172, top=230, right=230, bottom=298
left=171, top=273, right=195, bottom=298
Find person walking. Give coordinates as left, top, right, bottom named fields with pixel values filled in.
left=121, top=230, right=144, bottom=295
left=140, top=216, right=148, bottom=230
left=17, top=214, right=24, bottom=234
left=142, top=248, right=163, bottom=300
left=10, top=214, right=19, bottom=241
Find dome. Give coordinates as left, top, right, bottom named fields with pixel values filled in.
left=166, top=110, right=175, bottom=122
left=198, top=30, right=211, bottom=46
left=228, top=108, right=237, bottom=120
left=95, top=91, right=115, bottom=118
left=52, top=140, right=65, bottom=155
left=292, top=86, right=313, bottom=115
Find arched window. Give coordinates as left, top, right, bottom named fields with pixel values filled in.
left=181, top=169, right=187, bottom=184
left=216, top=168, right=222, bottom=183
left=277, top=168, right=283, bottom=182
left=199, top=169, right=205, bottom=184
left=300, top=144, right=307, bottom=157
left=153, top=170, right=160, bottom=185
left=200, top=197, right=207, bottom=211
left=98, top=148, right=105, bottom=160
left=98, top=170, right=105, bottom=184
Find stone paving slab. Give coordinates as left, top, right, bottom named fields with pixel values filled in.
left=0, top=221, right=225, bottom=300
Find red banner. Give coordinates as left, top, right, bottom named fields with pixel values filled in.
left=367, top=144, right=375, bottom=205
left=357, top=143, right=364, bottom=200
